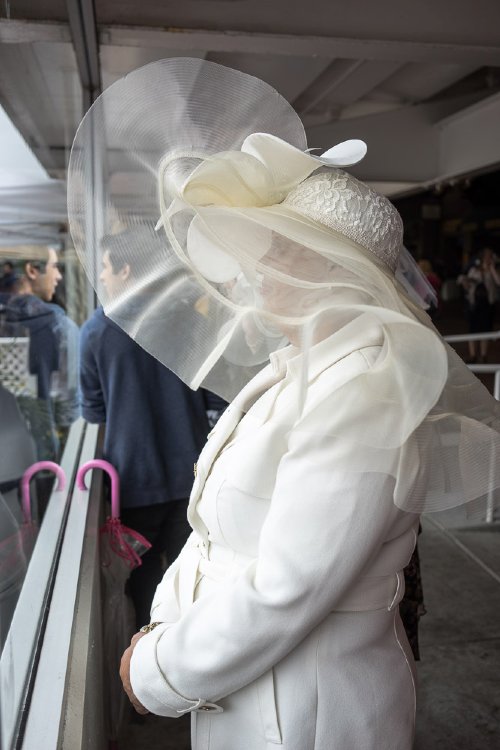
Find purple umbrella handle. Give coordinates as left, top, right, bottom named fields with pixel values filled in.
left=21, top=461, right=66, bottom=523
left=76, top=460, right=120, bottom=519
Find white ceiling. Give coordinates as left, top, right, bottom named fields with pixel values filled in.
left=0, top=0, right=499, bottom=206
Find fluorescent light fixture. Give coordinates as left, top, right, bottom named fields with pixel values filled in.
left=0, top=104, right=50, bottom=187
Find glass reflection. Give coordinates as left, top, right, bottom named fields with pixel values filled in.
left=0, top=246, right=81, bottom=648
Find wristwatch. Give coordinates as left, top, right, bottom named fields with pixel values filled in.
left=139, top=621, right=163, bottom=633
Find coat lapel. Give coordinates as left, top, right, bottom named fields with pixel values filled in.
left=187, top=362, right=283, bottom=535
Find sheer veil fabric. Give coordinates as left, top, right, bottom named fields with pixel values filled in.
left=68, top=57, right=499, bottom=518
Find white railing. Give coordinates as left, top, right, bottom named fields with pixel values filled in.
left=444, top=331, right=499, bottom=523
left=444, top=331, right=500, bottom=400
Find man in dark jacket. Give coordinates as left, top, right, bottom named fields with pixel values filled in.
left=4, top=248, right=79, bottom=462
left=80, top=228, right=225, bottom=627
left=5, top=248, right=62, bottom=398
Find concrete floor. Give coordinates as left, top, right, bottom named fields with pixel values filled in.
left=119, top=712, right=191, bottom=750
left=414, top=514, right=500, bottom=750
left=118, top=510, right=500, bottom=750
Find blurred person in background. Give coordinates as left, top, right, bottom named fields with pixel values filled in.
left=458, top=247, right=500, bottom=362
left=80, top=227, right=225, bottom=628
left=2, top=247, right=79, bottom=511
left=418, top=258, right=442, bottom=321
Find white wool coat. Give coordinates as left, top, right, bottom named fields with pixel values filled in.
left=130, top=324, right=420, bottom=750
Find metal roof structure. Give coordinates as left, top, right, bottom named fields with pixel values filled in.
left=0, top=0, right=499, bottom=242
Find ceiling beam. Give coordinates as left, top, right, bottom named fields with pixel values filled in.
left=65, top=1, right=101, bottom=110
left=100, top=25, right=500, bottom=66
left=306, top=88, right=500, bottom=186
left=306, top=102, right=441, bottom=183
left=0, top=15, right=102, bottom=112
left=293, top=59, right=363, bottom=115
left=2, top=19, right=500, bottom=66
left=294, top=59, right=402, bottom=115
left=0, top=19, right=71, bottom=44
left=437, top=91, right=500, bottom=181
left=0, top=44, right=63, bottom=171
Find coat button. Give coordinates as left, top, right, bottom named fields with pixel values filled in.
left=193, top=462, right=197, bottom=477
left=197, top=703, right=223, bottom=713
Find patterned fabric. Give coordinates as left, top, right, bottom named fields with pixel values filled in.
left=400, top=535, right=426, bottom=661
left=283, top=170, right=403, bottom=273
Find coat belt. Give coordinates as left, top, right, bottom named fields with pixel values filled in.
left=178, top=540, right=405, bottom=614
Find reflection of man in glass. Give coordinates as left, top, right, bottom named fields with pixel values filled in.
left=16, top=247, right=62, bottom=302
left=80, top=227, right=224, bottom=628
left=4, top=247, right=79, bottom=466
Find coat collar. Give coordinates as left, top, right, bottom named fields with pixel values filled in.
left=270, top=314, right=383, bottom=384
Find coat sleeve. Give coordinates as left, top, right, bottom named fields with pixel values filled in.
left=130, top=386, right=409, bottom=717
left=79, top=324, right=106, bottom=423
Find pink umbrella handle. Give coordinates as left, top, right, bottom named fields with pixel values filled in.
left=76, top=460, right=120, bottom=519
left=21, top=461, right=66, bottom=523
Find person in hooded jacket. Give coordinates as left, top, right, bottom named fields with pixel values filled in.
left=4, top=248, right=78, bottom=485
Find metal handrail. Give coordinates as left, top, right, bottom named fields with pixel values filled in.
left=444, top=331, right=500, bottom=343
left=443, top=331, right=500, bottom=400
left=444, top=330, right=499, bottom=523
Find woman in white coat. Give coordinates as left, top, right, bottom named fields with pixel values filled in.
left=68, top=59, right=500, bottom=750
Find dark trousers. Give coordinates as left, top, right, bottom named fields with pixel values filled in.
left=120, top=499, right=191, bottom=630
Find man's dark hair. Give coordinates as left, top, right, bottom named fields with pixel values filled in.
left=101, top=226, right=164, bottom=275
left=3, top=261, right=14, bottom=271
left=23, top=247, right=50, bottom=274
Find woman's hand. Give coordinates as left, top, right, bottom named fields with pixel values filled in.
left=119, top=632, right=150, bottom=715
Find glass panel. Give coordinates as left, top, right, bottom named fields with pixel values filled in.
left=0, top=31, right=85, bottom=657
left=0, top=420, right=85, bottom=750
left=0, top=244, right=83, bottom=653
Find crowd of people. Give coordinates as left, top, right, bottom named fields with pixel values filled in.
left=457, top=247, right=500, bottom=362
